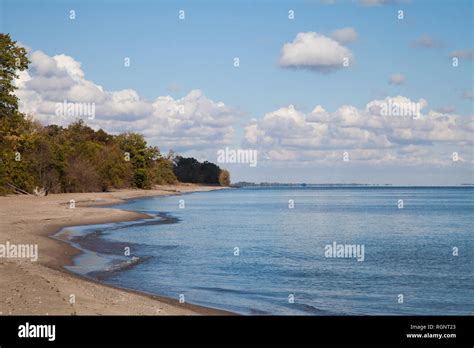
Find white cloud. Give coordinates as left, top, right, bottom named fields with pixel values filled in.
left=15, top=50, right=236, bottom=150
left=244, top=96, right=473, bottom=165
left=279, top=32, right=353, bottom=72
left=388, top=73, right=406, bottom=85
left=15, top=49, right=472, bottom=169
left=330, top=27, right=358, bottom=44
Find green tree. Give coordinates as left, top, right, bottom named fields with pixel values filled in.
left=96, top=144, right=133, bottom=191
left=174, top=157, right=224, bottom=185
left=0, top=34, right=31, bottom=193
left=173, top=156, right=201, bottom=183
left=0, top=33, right=29, bottom=118
left=116, top=133, right=151, bottom=188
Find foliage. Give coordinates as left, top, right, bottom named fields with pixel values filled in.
left=174, top=156, right=228, bottom=186
left=0, top=33, right=228, bottom=194
left=1, top=116, right=180, bottom=193
left=0, top=33, right=29, bottom=117
left=219, top=169, right=231, bottom=186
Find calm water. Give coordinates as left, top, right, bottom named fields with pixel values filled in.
left=56, top=187, right=474, bottom=315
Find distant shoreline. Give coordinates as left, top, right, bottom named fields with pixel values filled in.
left=0, top=184, right=232, bottom=315
left=232, top=183, right=474, bottom=188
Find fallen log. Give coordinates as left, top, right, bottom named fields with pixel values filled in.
left=4, top=182, right=31, bottom=195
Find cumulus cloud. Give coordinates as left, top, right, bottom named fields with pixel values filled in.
left=244, top=96, right=473, bottom=165
left=330, top=27, right=358, bottom=44
left=388, top=73, right=406, bottom=85
left=279, top=32, right=353, bottom=72
left=15, top=50, right=236, bottom=150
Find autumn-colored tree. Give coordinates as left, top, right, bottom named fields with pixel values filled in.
left=219, top=169, right=231, bottom=186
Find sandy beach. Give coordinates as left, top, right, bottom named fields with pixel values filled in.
left=0, top=184, right=231, bottom=315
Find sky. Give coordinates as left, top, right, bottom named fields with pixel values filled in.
left=1, top=0, right=473, bottom=185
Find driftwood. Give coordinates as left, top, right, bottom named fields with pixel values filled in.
left=33, top=186, right=48, bottom=196
left=4, top=182, right=31, bottom=195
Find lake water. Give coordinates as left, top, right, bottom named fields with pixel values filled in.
left=55, top=187, right=474, bottom=315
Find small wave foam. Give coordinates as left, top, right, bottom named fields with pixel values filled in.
left=105, top=256, right=142, bottom=272
left=87, top=256, right=147, bottom=280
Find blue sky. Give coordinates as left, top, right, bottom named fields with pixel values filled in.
left=2, top=0, right=473, bottom=184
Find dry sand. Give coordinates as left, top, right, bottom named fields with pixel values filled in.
left=0, top=184, right=231, bottom=315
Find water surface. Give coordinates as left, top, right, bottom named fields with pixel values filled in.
left=56, top=187, right=474, bottom=315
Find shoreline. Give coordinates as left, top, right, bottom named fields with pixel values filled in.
left=0, top=184, right=234, bottom=315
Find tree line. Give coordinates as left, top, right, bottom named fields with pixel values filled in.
left=0, top=34, right=230, bottom=195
